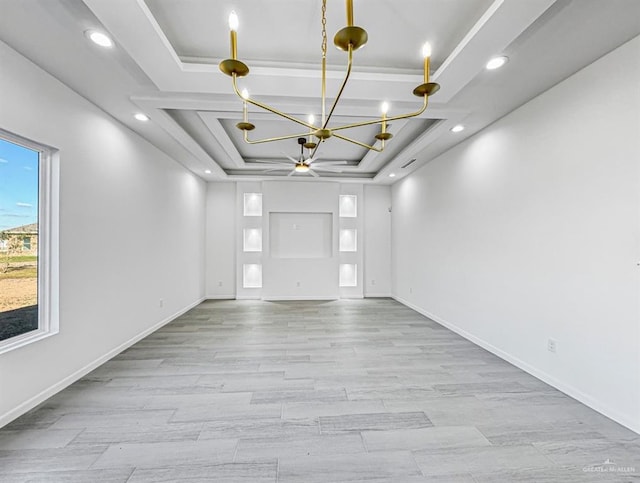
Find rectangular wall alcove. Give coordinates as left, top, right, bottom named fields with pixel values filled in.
left=339, top=228, right=357, bottom=252
left=242, top=264, right=262, bottom=288
left=339, top=195, right=357, bottom=217
left=339, top=263, right=357, bottom=287
left=243, top=193, right=263, bottom=216
left=243, top=228, right=262, bottom=252
left=270, top=212, right=332, bottom=259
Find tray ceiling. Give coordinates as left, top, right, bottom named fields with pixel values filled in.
left=0, top=0, right=638, bottom=183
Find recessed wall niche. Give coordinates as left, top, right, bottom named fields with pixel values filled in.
left=243, top=193, right=263, bottom=216
left=339, top=263, right=357, bottom=287
left=243, top=263, right=262, bottom=288
left=339, top=229, right=357, bottom=252
left=243, top=228, right=262, bottom=252
left=339, top=195, right=357, bottom=218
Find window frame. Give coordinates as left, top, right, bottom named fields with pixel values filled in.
left=0, top=129, right=59, bottom=354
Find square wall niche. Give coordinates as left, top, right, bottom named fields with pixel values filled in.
left=339, top=229, right=357, bottom=252
left=339, top=264, right=357, bottom=287
left=339, top=195, right=357, bottom=218
left=244, top=193, right=263, bottom=216
left=243, top=228, right=262, bottom=252
left=243, top=264, right=262, bottom=288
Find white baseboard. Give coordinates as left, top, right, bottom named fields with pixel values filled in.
left=364, top=293, right=392, bottom=298
left=205, top=295, right=236, bottom=300
left=262, top=295, right=338, bottom=301
left=0, top=297, right=205, bottom=429
left=392, top=295, right=640, bottom=435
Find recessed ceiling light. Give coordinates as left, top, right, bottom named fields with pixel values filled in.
left=85, top=30, right=113, bottom=48
left=134, top=113, right=149, bottom=122
left=451, top=124, right=465, bottom=133
left=389, top=173, right=396, bottom=178
left=204, top=169, right=212, bottom=174
left=486, top=56, right=508, bottom=70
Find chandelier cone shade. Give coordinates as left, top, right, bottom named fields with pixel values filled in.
left=219, top=0, right=441, bottom=157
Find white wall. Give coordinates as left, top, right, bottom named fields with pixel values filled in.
left=0, top=41, right=206, bottom=425
left=205, top=181, right=381, bottom=300
left=262, top=181, right=340, bottom=300
left=392, top=36, right=640, bottom=433
left=205, top=182, right=236, bottom=298
left=364, top=185, right=392, bottom=297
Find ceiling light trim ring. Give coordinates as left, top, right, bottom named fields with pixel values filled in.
left=486, top=55, right=509, bottom=70
left=85, top=29, right=113, bottom=48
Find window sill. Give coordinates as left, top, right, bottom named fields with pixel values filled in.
left=0, top=328, right=58, bottom=355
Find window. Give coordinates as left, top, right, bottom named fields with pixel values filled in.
left=0, top=130, right=58, bottom=353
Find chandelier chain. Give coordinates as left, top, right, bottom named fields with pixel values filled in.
left=321, top=0, right=327, bottom=59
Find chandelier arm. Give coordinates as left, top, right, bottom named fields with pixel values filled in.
left=309, top=142, right=322, bottom=160
left=232, top=74, right=314, bottom=130
left=242, top=129, right=314, bottom=145
left=321, top=44, right=353, bottom=131
left=332, top=132, right=383, bottom=153
left=331, top=95, right=429, bottom=133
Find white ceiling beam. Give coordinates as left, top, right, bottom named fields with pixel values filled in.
left=434, top=0, right=558, bottom=102
left=132, top=99, right=227, bottom=178
left=130, top=93, right=458, bottom=123
left=197, top=113, right=245, bottom=169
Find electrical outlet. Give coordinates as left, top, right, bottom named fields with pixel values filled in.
left=296, top=281, right=301, bottom=287
left=547, top=338, right=557, bottom=353
left=218, top=281, right=223, bottom=287
left=371, top=279, right=376, bottom=286
left=159, top=298, right=164, bottom=308
left=409, top=287, right=413, bottom=294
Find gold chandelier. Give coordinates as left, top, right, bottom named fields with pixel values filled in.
left=219, top=0, right=440, bottom=156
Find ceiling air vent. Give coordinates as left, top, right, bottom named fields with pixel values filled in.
left=401, top=158, right=417, bottom=169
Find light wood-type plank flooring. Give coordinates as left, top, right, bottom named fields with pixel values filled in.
left=1, top=299, right=639, bottom=481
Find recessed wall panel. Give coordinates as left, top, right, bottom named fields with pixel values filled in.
left=270, top=212, right=332, bottom=259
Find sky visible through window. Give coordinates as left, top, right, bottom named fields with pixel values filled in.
left=0, top=137, right=40, bottom=342
left=0, top=138, right=39, bottom=231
